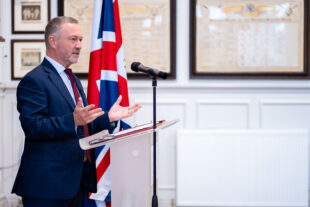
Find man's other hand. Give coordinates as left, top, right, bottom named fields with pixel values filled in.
left=108, top=95, right=141, bottom=122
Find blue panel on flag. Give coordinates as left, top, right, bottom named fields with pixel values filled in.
left=95, top=145, right=106, bottom=158
left=98, top=0, right=115, bottom=38
left=83, top=193, right=97, bottom=207
left=105, top=191, right=111, bottom=202
left=120, top=120, right=131, bottom=130
left=99, top=80, right=119, bottom=111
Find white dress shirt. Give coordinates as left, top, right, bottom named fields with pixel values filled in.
left=45, top=56, right=77, bottom=105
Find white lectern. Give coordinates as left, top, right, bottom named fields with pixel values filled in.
left=79, top=119, right=178, bottom=207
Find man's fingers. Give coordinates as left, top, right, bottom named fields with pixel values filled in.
left=108, top=101, right=141, bottom=122
left=83, top=108, right=104, bottom=122
left=91, top=111, right=105, bottom=118
left=131, top=106, right=140, bottom=113
left=77, top=97, right=83, bottom=108
left=128, top=103, right=141, bottom=109
left=83, top=104, right=96, bottom=111
left=85, top=111, right=105, bottom=123
left=75, top=105, right=104, bottom=125
left=88, top=108, right=104, bottom=115
left=129, top=104, right=141, bottom=110
left=127, top=105, right=141, bottom=114
left=120, top=105, right=141, bottom=119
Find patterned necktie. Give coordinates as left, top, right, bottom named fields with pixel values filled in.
left=64, top=68, right=91, bottom=163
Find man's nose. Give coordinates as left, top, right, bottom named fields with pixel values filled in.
left=76, top=40, right=82, bottom=49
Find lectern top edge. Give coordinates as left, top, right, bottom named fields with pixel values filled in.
left=79, top=119, right=179, bottom=150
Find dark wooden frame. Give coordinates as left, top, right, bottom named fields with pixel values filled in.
left=12, top=0, right=51, bottom=34
left=11, top=39, right=45, bottom=80
left=189, top=0, right=310, bottom=79
left=58, top=0, right=176, bottom=80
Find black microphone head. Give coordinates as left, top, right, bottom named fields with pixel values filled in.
left=158, top=71, right=168, bottom=79
left=131, top=62, right=141, bottom=72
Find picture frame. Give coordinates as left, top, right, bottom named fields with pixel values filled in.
left=58, top=0, right=176, bottom=79
left=11, top=40, right=46, bottom=80
left=12, top=0, right=50, bottom=34
left=190, top=0, right=310, bottom=79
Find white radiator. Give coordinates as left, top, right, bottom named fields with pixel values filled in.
left=176, top=129, right=309, bottom=207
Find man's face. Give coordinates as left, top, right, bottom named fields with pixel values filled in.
left=53, top=22, right=83, bottom=67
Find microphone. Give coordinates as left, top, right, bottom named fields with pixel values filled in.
left=131, top=62, right=168, bottom=79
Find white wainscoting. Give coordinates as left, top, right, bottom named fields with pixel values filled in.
left=0, top=194, right=5, bottom=207
left=2, top=86, right=310, bottom=207
left=196, top=100, right=250, bottom=129
left=177, top=129, right=309, bottom=207
left=1, top=93, right=23, bottom=197
left=0, top=88, right=4, bottom=198
left=0, top=42, right=5, bottom=84
left=260, top=100, right=310, bottom=128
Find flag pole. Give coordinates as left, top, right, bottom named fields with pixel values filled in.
left=152, top=77, right=158, bottom=207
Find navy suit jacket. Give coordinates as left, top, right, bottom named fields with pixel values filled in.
left=12, top=58, right=115, bottom=199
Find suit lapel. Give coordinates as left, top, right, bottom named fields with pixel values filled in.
left=41, top=59, right=75, bottom=110
left=74, top=75, right=88, bottom=107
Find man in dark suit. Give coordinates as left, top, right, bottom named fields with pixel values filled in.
left=11, top=16, right=141, bottom=207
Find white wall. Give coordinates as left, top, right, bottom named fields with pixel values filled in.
left=1, top=0, right=310, bottom=206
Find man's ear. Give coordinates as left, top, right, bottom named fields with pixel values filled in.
left=48, top=35, right=56, bottom=49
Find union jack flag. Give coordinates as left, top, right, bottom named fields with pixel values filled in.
left=86, top=0, right=131, bottom=206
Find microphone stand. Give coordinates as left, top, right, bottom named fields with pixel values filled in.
left=152, top=76, right=158, bottom=207
left=131, top=62, right=167, bottom=207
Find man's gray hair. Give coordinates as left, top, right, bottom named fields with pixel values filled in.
left=44, top=16, right=78, bottom=48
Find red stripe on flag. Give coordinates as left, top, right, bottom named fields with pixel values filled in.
left=87, top=49, right=102, bottom=107
left=117, top=75, right=129, bottom=107
left=113, top=0, right=123, bottom=51
left=101, top=42, right=117, bottom=71
left=96, top=148, right=110, bottom=183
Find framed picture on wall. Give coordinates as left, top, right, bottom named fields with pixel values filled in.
left=58, top=0, right=176, bottom=79
left=12, top=0, right=50, bottom=34
left=11, top=40, right=46, bottom=80
left=190, top=0, right=310, bottom=79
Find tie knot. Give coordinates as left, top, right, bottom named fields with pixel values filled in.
left=64, top=68, right=73, bottom=76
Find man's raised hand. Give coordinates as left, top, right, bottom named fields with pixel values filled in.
left=73, top=98, right=105, bottom=126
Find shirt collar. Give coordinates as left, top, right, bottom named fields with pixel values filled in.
left=45, top=56, right=68, bottom=75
